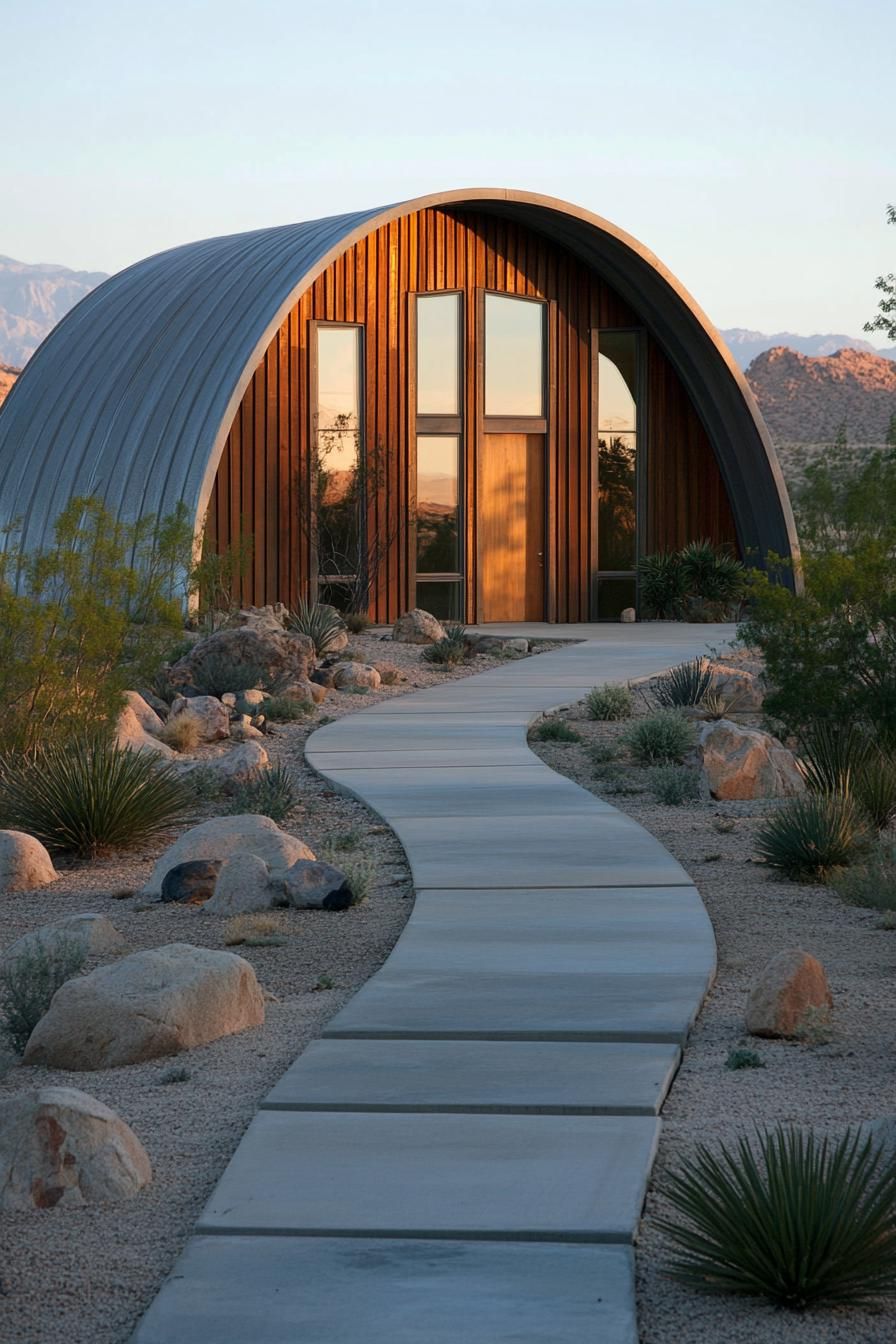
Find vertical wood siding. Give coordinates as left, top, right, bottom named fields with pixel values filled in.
left=208, top=206, right=739, bottom=621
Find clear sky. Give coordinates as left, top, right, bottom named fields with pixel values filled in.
left=2, top=0, right=893, bottom=337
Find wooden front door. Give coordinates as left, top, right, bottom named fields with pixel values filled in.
left=477, top=432, right=545, bottom=621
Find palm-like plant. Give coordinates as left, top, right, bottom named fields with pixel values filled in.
left=654, top=657, right=714, bottom=708
left=755, top=792, right=870, bottom=880
left=678, top=539, right=747, bottom=607
left=660, top=1126, right=896, bottom=1309
left=638, top=552, right=688, bottom=619
left=422, top=624, right=468, bottom=665
left=286, top=599, right=347, bottom=657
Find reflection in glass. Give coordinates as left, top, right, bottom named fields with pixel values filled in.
left=485, top=295, right=544, bottom=417
left=416, top=436, right=460, bottom=573
left=416, top=580, right=462, bottom=621
left=598, top=433, right=637, bottom=571
left=597, top=332, right=637, bottom=432
left=316, top=326, right=362, bottom=578
left=417, top=294, right=460, bottom=415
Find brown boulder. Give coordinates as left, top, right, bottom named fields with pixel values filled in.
left=392, top=608, right=446, bottom=644
left=697, top=719, right=805, bottom=800
left=170, top=625, right=314, bottom=693
left=746, top=949, right=832, bottom=1039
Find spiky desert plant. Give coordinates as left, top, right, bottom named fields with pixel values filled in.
left=318, top=849, right=375, bottom=905
left=422, top=624, right=468, bottom=666
left=623, top=710, right=695, bottom=765
left=797, top=721, right=874, bottom=796
left=585, top=683, right=633, bottom=721
left=654, top=657, right=714, bottom=708
left=531, top=718, right=581, bottom=743
left=755, top=793, right=870, bottom=881
left=649, top=764, right=701, bottom=805
left=189, top=652, right=268, bottom=698
left=830, top=842, right=896, bottom=911
left=854, top=752, right=896, bottom=831
left=224, top=763, right=298, bottom=823
left=638, top=551, right=688, bottom=619
left=0, top=734, right=194, bottom=858
left=286, top=599, right=347, bottom=656
left=659, top=1126, right=896, bottom=1309
left=678, top=539, right=747, bottom=607
left=0, top=935, right=88, bottom=1054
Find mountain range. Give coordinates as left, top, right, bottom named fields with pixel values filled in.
left=721, top=328, right=896, bottom=369
left=0, top=253, right=108, bottom=369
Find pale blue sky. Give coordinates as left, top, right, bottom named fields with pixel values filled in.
left=2, top=0, right=892, bottom=336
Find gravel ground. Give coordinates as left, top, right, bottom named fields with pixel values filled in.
left=531, top=681, right=896, bottom=1343
left=0, top=629, right=560, bottom=1344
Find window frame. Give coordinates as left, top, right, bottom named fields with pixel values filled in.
left=590, top=326, right=646, bottom=621
left=479, top=289, right=548, bottom=432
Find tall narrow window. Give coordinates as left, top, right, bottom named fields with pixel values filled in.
left=485, top=294, right=545, bottom=417
left=414, top=294, right=464, bottom=619
left=595, top=330, right=639, bottom=619
left=314, top=324, right=363, bottom=606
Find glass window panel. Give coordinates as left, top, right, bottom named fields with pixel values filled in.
left=317, top=326, right=361, bottom=430
left=598, top=432, right=637, bottom=571
left=597, top=576, right=637, bottom=621
left=598, top=332, right=637, bottom=432
left=416, top=435, right=460, bottom=574
left=415, top=580, right=463, bottom=621
left=485, top=294, right=544, bottom=417
left=417, top=294, right=460, bottom=415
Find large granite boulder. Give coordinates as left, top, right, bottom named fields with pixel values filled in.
left=115, top=705, right=176, bottom=759
left=122, top=690, right=165, bottom=735
left=707, top=662, right=765, bottom=713
left=746, top=948, right=832, bottom=1039
left=392, top=608, right=446, bottom=644
left=333, top=662, right=381, bottom=690
left=23, top=943, right=265, bottom=1069
left=697, top=719, right=805, bottom=800
left=0, top=1087, right=152, bottom=1209
left=143, top=815, right=313, bottom=897
left=169, top=694, right=230, bottom=742
left=1, top=914, right=124, bottom=968
left=281, top=858, right=353, bottom=910
left=0, top=831, right=57, bottom=895
left=170, top=625, right=315, bottom=694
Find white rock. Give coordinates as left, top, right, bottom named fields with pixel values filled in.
left=620, top=607, right=636, bottom=623
left=122, top=691, right=165, bottom=735
left=142, top=815, right=313, bottom=896
left=0, top=1086, right=152, bottom=1210
left=2, top=914, right=124, bottom=969
left=0, top=831, right=57, bottom=895
left=697, top=719, right=805, bottom=801
left=170, top=694, right=231, bottom=742
left=334, top=662, right=381, bottom=690
left=203, top=852, right=276, bottom=915
left=23, top=943, right=265, bottom=1070
left=231, top=715, right=266, bottom=742
left=392, top=608, right=447, bottom=644
left=115, top=705, right=176, bottom=759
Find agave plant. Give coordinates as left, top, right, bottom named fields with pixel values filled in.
left=422, top=623, right=468, bottom=665
left=755, top=792, right=870, bottom=881
left=637, top=552, right=688, bottom=620
left=654, top=657, right=714, bottom=708
left=660, top=1125, right=896, bottom=1309
left=678, top=539, right=747, bottom=607
left=0, top=734, right=194, bottom=858
left=797, top=721, right=874, bottom=795
left=286, top=599, right=347, bottom=657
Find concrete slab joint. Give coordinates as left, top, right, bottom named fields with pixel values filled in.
left=134, top=624, right=725, bottom=1344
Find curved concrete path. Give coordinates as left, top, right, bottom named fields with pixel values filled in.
left=134, top=624, right=728, bottom=1344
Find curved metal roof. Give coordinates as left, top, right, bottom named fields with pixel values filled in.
left=0, top=188, right=799, bottom=570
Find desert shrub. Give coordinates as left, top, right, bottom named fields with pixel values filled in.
left=623, top=710, right=695, bottom=765
left=649, top=765, right=701, bottom=805
left=830, top=843, right=896, bottom=911
left=531, top=719, right=581, bottom=743
left=157, top=1065, right=191, bottom=1085
left=262, top=695, right=313, bottom=722
left=585, top=683, right=633, bottom=720
left=327, top=828, right=364, bottom=851
left=638, top=551, right=688, bottom=619
left=855, top=753, right=896, bottom=831
left=725, top=1048, right=765, bottom=1070
left=0, top=936, right=87, bottom=1054
left=678, top=539, right=748, bottom=610
left=223, top=912, right=286, bottom=947
left=224, top=764, right=298, bottom=823
left=319, top=849, right=374, bottom=905
left=158, top=715, right=201, bottom=753
left=755, top=793, right=870, bottom=881
left=590, top=743, right=619, bottom=767
left=286, top=599, right=347, bottom=656
left=183, top=764, right=226, bottom=803
left=0, top=734, right=194, bottom=858
left=654, top=657, right=714, bottom=708
left=189, top=652, right=269, bottom=698
left=422, top=624, right=468, bottom=665
left=659, top=1126, right=896, bottom=1309
left=801, top=724, right=896, bottom=829
left=342, top=612, right=371, bottom=634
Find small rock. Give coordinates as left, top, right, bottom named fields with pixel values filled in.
left=0, top=831, right=57, bottom=895
left=697, top=719, right=805, bottom=801
left=203, top=853, right=275, bottom=915
left=232, top=714, right=266, bottom=742
left=23, top=944, right=265, bottom=1069
left=143, top=816, right=313, bottom=897
left=277, top=678, right=319, bottom=703
left=160, top=860, right=223, bottom=905
left=620, top=607, right=636, bottom=623
left=746, top=949, right=832, bottom=1039
left=281, top=859, right=354, bottom=910
left=115, top=705, right=176, bottom=759
left=307, top=682, right=328, bottom=704
left=123, top=691, right=165, bottom=735
left=236, top=689, right=269, bottom=712
left=469, top=635, right=529, bottom=655
left=2, top=913, right=124, bottom=967
left=170, top=694, right=231, bottom=742
left=181, top=742, right=271, bottom=790
left=334, top=662, right=381, bottom=690
left=226, top=604, right=289, bottom=634
left=392, top=608, right=446, bottom=644
left=221, top=692, right=237, bottom=708
left=0, top=1087, right=152, bottom=1209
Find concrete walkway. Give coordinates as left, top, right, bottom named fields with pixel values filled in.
left=134, top=624, right=729, bottom=1344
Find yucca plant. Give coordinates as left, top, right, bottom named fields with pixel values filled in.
left=0, top=734, right=195, bottom=858
left=224, top=763, right=298, bottom=823
left=422, top=624, right=468, bottom=665
left=854, top=752, right=896, bottom=831
left=654, top=657, right=714, bottom=708
left=623, top=710, right=695, bottom=765
left=678, top=539, right=747, bottom=607
left=286, top=599, right=347, bottom=656
left=638, top=551, right=688, bottom=620
left=797, top=721, right=873, bottom=795
left=585, top=683, right=633, bottom=720
left=660, top=1126, right=896, bottom=1309
left=755, top=793, right=870, bottom=881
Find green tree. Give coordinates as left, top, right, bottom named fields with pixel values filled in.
left=864, top=205, right=896, bottom=344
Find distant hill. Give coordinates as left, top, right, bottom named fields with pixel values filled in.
left=746, top=346, right=896, bottom=444
left=0, top=363, right=19, bottom=409
left=722, top=327, right=896, bottom=370
left=0, top=254, right=107, bottom=366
